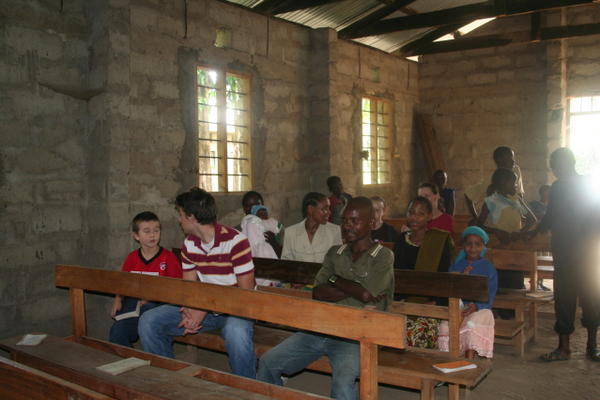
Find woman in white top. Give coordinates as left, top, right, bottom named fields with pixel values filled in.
left=281, top=192, right=342, bottom=263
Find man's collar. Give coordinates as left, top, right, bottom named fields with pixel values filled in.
left=336, top=242, right=383, bottom=257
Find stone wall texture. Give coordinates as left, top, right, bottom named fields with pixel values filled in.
left=418, top=7, right=600, bottom=213
left=0, top=0, right=418, bottom=339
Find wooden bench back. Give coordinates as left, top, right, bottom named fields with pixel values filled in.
left=487, top=249, right=537, bottom=272
left=55, top=264, right=407, bottom=400
left=56, top=265, right=405, bottom=348
left=253, top=258, right=488, bottom=302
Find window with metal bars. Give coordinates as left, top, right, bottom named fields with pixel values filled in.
left=197, top=67, right=251, bottom=192
left=568, top=95, right=600, bottom=179
left=361, top=97, right=391, bottom=185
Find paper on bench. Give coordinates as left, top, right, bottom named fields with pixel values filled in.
left=96, top=357, right=150, bottom=375
left=17, top=334, right=48, bottom=346
left=432, top=360, right=477, bottom=373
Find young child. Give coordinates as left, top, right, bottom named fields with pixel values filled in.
left=477, top=168, right=536, bottom=244
left=438, top=226, right=498, bottom=359
left=241, top=203, right=278, bottom=259
left=326, top=176, right=352, bottom=225
left=109, top=211, right=182, bottom=348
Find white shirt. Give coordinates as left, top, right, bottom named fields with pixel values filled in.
left=241, top=214, right=278, bottom=259
left=281, top=219, right=342, bottom=263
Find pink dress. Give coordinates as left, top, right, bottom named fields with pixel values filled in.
left=438, top=309, right=495, bottom=358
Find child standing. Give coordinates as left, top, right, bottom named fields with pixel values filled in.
left=326, top=176, right=352, bottom=225
left=109, top=211, right=182, bottom=347
left=439, top=226, right=498, bottom=359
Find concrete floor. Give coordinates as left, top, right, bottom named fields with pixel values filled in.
left=177, top=305, right=600, bottom=400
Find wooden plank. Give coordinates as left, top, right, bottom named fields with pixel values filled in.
left=0, top=335, right=280, bottom=400
left=359, top=342, right=379, bottom=400
left=253, top=257, right=320, bottom=285
left=395, top=271, right=488, bottom=301
left=0, top=356, right=114, bottom=400
left=448, top=298, right=461, bottom=356
left=397, top=23, right=463, bottom=56
left=388, top=302, right=449, bottom=320
left=415, top=112, right=446, bottom=175
left=56, top=265, right=406, bottom=348
left=349, top=0, right=594, bottom=37
left=70, top=287, right=86, bottom=337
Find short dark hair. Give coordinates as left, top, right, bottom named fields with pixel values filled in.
left=418, top=182, right=439, bottom=195
left=326, top=176, right=341, bottom=190
left=132, top=211, right=160, bottom=232
left=408, top=196, right=433, bottom=214
left=301, top=192, right=327, bottom=218
left=550, top=147, right=576, bottom=168
left=490, top=168, right=516, bottom=192
left=347, top=196, right=374, bottom=218
left=241, top=191, right=264, bottom=208
left=493, top=146, right=513, bottom=163
left=175, top=187, right=217, bottom=225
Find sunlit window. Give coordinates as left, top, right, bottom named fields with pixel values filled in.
left=361, top=97, right=391, bottom=185
left=197, top=67, right=251, bottom=192
left=569, top=96, right=600, bottom=179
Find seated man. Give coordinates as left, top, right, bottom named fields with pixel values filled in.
left=257, top=197, right=394, bottom=400
left=138, top=187, right=256, bottom=378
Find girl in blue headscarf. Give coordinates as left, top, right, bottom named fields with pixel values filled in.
left=438, top=226, right=498, bottom=359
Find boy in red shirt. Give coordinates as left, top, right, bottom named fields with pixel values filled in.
left=109, top=211, right=182, bottom=347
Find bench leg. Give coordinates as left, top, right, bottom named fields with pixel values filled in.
left=514, top=329, right=525, bottom=358
left=529, top=303, right=538, bottom=342
left=448, top=383, right=459, bottom=400
left=420, top=379, right=435, bottom=400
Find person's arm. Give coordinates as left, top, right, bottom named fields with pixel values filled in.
left=447, top=190, right=456, bottom=216
left=465, top=194, right=478, bottom=221
left=312, top=248, right=348, bottom=302
left=179, top=269, right=207, bottom=334
left=110, top=295, right=122, bottom=318
left=313, top=277, right=384, bottom=304
left=473, top=262, right=497, bottom=310
left=264, top=231, right=282, bottom=258
left=519, top=198, right=537, bottom=232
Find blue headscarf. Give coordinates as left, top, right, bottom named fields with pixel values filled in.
left=454, top=226, right=489, bottom=263
left=250, top=205, right=267, bottom=216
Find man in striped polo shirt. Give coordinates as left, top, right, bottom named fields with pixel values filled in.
left=139, top=187, right=256, bottom=378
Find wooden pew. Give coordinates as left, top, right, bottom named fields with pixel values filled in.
left=0, top=356, right=115, bottom=400
left=176, top=257, right=491, bottom=399
left=44, top=265, right=491, bottom=400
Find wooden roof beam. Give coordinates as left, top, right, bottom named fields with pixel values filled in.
left=253, top=0, right=345, bottom=15
left=348, top=0, right=596, bottom=38
left=401, top=22, right=600, bottom=56
left=338, top=0, right=418, bottom=38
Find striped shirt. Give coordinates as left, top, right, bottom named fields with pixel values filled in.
left=181, top=224, right=254, bottom=286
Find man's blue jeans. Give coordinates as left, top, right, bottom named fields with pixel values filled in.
left=138, top=304, right=256, bottom=379
left=257, top=331, right=359, bottom=400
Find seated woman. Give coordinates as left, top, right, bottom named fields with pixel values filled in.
left=438, top=226, right=498, bottom=359
left=282, top=192, right=342, bottom=263
left=393, top=196, right=454, bottom=348
left=240, top=191, right=280, bottom=259
left=418, top=182, right=455, bottom=234
left=370, top=196, right=399, bottom=243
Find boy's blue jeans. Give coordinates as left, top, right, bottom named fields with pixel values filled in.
left=109, top=300, right=159, bottom=347
left=257, top=331, right=359, bottom=400
left=138, top=304, right=256, bottom=379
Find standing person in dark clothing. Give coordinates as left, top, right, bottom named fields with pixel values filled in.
left=370, top=196, right=398, bottom=243
left=530, top=148, right=600, bottom=362
left=433, top=169, right=456, bottom=216
left=327, top=176, right=352, bottom=225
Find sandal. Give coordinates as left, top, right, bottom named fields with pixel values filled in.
left=587, top=349, right=600, bottom=362
left=540, top=349, right=570, bottom=362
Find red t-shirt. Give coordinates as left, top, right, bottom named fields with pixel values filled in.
left=122, top=247, right=182, bottom=278
left=427, top=213, right=454, bottom=234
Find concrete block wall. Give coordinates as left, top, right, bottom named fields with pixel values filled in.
left=1, top=0, right=419, bottom=339
left=419, top=15, right=550, bottom=211
left=328, top=40, right=420, bottom=217
left=418, top=8, right=600, bottom=213
left=0, top=0, right=90, bottom=338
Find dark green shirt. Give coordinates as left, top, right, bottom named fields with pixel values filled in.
left=314, top=243, right=395, bottom=311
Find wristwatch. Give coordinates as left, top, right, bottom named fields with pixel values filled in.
left=328, top=274, right=339, bottom=285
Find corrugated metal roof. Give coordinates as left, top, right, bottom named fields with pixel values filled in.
left=223, top=0, right=484, bottom=54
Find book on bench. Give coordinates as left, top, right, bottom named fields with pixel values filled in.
left=114, top=298, right=141, bottom=321
left=433, top=360, right=477, bottom=373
